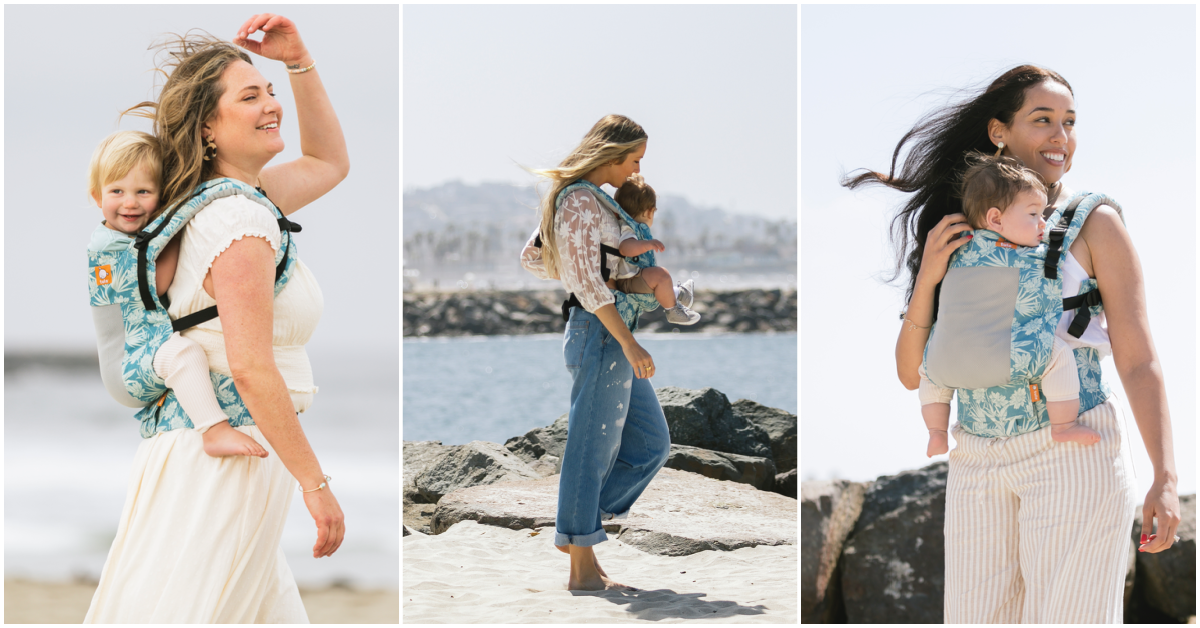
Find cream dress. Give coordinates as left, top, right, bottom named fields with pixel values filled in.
left=84, top=194, right=324, bottom=623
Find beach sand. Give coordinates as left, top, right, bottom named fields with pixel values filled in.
left=404, top=520, right=797, bottom=623
left=3, top=579, right=399, bottom=623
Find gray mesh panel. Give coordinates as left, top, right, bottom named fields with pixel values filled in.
left=925, top=266, right=1019, bottom=389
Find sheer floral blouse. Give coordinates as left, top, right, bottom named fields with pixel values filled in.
left=520, top=188, right=623, bottom=312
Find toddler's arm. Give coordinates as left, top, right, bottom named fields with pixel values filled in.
left=155, top=238, right=181, bottom=297
left=619, top=238, right=666, bottom=257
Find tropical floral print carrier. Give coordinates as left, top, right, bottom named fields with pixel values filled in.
left=922, top=191, right=1120, bottom=437
left=87, top=178, right=299, bottom=438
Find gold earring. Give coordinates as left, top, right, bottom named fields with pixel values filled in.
left=203, top=137, right=217, bottom=161
left=993, top=141, right=1005, bottom=158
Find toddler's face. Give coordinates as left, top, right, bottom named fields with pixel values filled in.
left=96, top=162, right=160, bottom=234
left=634, top=206, right=657, bottom=228
left=994, top=188, right=1048, bottom=247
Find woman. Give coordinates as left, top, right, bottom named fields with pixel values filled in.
left=521, top=115, right=671, bottom=591
left=85, top=14, right=348, bottom=622
left=845, top=66, right=1179, bottom=622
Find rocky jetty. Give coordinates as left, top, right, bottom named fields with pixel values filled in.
left=402, top=289, right=797, bottom=337
left=403, top=387, right=797, bottom=550
left=800, top=463, right=1197, bottom=623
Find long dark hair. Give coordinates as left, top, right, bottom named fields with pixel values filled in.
left=843, top=65, right=1073, bottom=306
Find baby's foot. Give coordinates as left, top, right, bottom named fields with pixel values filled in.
left=1050, top=420, right=1101, bottom=446
left=926, top=430, right=948, bottom=457
left=674, top=279, right=695, bottom=308
left=202, top=421, right=269, bottom=458
left=665, top=303, right=701, bottom=325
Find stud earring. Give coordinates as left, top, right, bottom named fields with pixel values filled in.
left=993, top=141, right=1005, bottom=158
left=203, top=137, right=217, bottom=161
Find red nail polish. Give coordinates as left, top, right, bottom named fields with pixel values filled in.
left=1141, top=534, right=1148, bottom=543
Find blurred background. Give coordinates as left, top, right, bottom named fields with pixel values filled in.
left=402, top=4, right=798, bottom=450
left=5, top=5, right=398, bottom=622
left=802, top=5, right=1196, bottom=497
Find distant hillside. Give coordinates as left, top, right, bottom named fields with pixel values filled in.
left=403, top=181, right=796, bottom=290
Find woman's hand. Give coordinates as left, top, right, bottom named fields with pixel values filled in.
left=622, top=340, right=655, bottom=379
left=1139, top=478, right=1181, bottom=553
left=303, top=486, right=346, bottom=558
left=916, top=212, right=973, bottom=288
left=234, top=14, right=311, bottom=66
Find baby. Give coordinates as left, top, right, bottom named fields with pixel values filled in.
left=611, top=174, right=700, bottom=324
left=87, top=131, right=266, bottom=458
left=920, top=156, right=1100, bottom=457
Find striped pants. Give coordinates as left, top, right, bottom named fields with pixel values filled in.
left=945, top=397, right=1138, bottom=623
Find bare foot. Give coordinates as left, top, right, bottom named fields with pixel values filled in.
left=202, top=421, right=269, bottom=458
left=556, top=543, right=608, bottom=577
left=568, top=572, right=638, bottom=592
left=926, top=430, right=948, bottom=457
left=1050, top=420, right=1101, bottom=446
left=566, top=545, right=637, bottom=592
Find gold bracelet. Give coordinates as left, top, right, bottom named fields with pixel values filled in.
left=904, top=318, right=931, bottom=332
left=299, top=475, right=331, bottom=493
left=286, top=59, right=317, bottom=74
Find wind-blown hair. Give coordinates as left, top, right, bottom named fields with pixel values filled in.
left=123, top=31, right=253, bottom=216
left=527, top=114, right=647, bottom=279
left=842, top=65, right=1072, bottom=306
left=87, top=131, right=162, bottom=213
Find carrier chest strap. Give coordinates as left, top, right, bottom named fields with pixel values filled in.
left=1044, top=195, right=1088, bottom=280
left=1062, top=288, right=1103, bottom=338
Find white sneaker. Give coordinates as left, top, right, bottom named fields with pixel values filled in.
left=674, top=279, right=695, bottom=309
left=664, top=303, right=701, bottom=325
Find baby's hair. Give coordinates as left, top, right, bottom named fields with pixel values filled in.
left=957, top=153, right=1047, bottom=229
left=87, top=130, right=162, bottom=213
left=614, top=173, right=657, bottom=219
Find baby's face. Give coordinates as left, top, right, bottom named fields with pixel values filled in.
left=634, top=206, right=657, bottom=228
left=993, top=188, right=1048, bottom=247
left=95, top=162, right=160, bottom=234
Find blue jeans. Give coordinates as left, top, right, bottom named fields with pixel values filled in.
left=555, top=307, right=671, bottom=547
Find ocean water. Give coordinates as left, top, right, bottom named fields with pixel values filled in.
left=3, top=347, right=398, bottom=589
left=403, top=331, right=797, bottom=445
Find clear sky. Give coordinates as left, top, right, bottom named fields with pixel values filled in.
left=4, top=4, right=399, bottom=355
left=801, top=4, right=1197, bottom=496
left=403, top=4, right=797, bottom=220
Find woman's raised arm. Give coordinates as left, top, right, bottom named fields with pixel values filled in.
left=235, top=13, right=349, bottom=215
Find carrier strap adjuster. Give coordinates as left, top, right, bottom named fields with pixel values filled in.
left=1062, top=288, right=1103, bottom=338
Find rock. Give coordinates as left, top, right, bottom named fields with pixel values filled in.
left=404, top=501, right=437, bottom=535
left=840, top=462, right=947, bottom=624
left=414, top=440, right=543, bottom=503
left=801, top=479, right=868, bottom=624
left=1133, top=494, right=1196, bottom=622
left=664, top=444, right=776, bottom=491
left=528, top=455, right=561, bottom=478
left=656, top=387, right=772, bottom=460
left=403, top=524, right=425, bottom=537
left=433, top=467, right=795, bottom=555
left=403, top=440, right=453, bottom=504
left=504, top=414, right=569, bottom=467
left=731, top=399, right=797, bottom=472
left=775, top=469, right=797, bottom=499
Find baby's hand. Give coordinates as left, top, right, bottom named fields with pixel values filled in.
left=647, top=239, right=665, bottom=253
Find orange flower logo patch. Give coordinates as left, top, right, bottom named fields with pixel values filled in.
left=95, top=265, right=113, bottom=286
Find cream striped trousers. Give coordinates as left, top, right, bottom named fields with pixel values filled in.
left=945, top=397, right=1138, bottom=623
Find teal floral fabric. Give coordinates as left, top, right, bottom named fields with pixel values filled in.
left=946, top=191, right=1121, bottom=437
left=87, top=178, right=297, bottom=437
left=556, top=180, right=660, bottom=331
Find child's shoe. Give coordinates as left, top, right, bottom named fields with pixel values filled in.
left=664, top=303, right=701, bottom=325
left=674, top=279, right=695, bottom=308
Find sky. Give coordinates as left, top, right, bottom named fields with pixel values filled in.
left=801, top=4, right=1197, bottom=497
left=403, top=4, right=798, bottom=221
left=4, top=4, right=399, bottom=357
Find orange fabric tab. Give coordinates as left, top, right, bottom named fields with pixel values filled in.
left=996, top=238, right=1018, bottom=250
left=1029, top=383, right=1041, bottom=403
left=95, top=265, right=113, bottom=286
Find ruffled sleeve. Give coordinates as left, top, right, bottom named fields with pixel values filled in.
left=183, top=195, right=281, bottom=277
left=554, top=189, right=614, bottom=312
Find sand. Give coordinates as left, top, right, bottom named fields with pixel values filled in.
left=403, top=520, right=797, bottom=623
left=3, top=579, right=399, bottom=624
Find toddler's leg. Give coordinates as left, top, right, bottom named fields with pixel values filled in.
left=636, top=267, right=701, bottom=325
left=1042, top=339, right=1098, bottom=446
left=154, top=333, right=268, bottom=458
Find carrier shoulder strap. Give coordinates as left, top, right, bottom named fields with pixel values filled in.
left=1043, top=194, right=1087, bottom=280
left=1045, top=191, right=1124, bottom=338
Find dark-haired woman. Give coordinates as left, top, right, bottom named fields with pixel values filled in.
left=846, top=66, right=1179, bottom=622
left=85, top=14, right=347, bottom=623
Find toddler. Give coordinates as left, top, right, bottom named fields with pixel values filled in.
left=612, top=174, right=700, bottom=324
left=87, top=131, right=266, bottom=458
left=920, top=156, right=1100, bottom=457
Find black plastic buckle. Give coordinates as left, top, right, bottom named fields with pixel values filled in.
left=133, top=231, right=155, bottom=249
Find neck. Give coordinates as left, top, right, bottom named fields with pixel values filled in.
left=582, top=170, right=609, bottom=189
left=211, top=156, right=264, bottom=188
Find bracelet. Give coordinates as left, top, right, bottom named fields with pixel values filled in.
left=299, top=475, right=331, bottom=493
left=904, top=318, right=931, bottom=331
left=286, top=59, right=317, bottom=74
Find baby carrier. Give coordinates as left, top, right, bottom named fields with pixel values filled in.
left=922, top=191, right=1121, bottom=437
left=88, top=178, right=300, bottom=435
left=522, top=179, right=659, bottom=331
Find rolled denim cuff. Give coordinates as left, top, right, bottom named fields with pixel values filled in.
left=600, top=509, right=629, bottom=522
left=554, top=527, right=608, bottom=548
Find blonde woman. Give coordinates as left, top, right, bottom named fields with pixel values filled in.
left=521, top=114, right=671, bottom=591
left=85, top=14, right=347, bottom=622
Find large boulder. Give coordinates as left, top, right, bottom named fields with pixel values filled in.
left=731, top=399, right=796, bottom=472
left=801, top=479, right=868, bottom=624
left=414, top=440, right=542, bottom=503
left=403, top=440, right=453, bottom=504
left=432, top=467, right=795, bottom=555
left=504, top=414, right=569, bottom=470
left=775, top=469, right=797, bottom=499
left=1132, top=494, right=1196, bottom=622
left=655, top=387, right=772, bottom=460
left=664, top=444, right=776, bottom=491
left=840, top=462, right=947, bottom=624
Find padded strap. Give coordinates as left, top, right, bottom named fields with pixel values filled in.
left=1044, top=195, right=1087, bottom=280
left=133, top=188, right=205, bottom=311
left=171, top=305, right=218, bottom=332
left=1062, top=288, right=1103, bottom=338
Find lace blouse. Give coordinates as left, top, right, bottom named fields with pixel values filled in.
left=550, top=188, right=623, bottom=312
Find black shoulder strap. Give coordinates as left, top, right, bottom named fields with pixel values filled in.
left=1062, top=288, right=1103, bottom=338
left=134, top=188, right=205, bottom=311
left=1044, top=194, right=1088, bottom=279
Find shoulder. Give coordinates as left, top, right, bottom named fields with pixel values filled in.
left=184, top=193, right=282, bottom=255
left=559, top=187, right=599, bottom=209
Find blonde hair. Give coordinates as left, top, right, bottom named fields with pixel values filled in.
left=87, top=130, right=162, bottom=211
left=958, top=153, right=1047, bottom=229
left=123, top=31, right=252, bottom=216
left=528, top=114, right=647, bottom=278
left=614, top=173, right=656, bottom=219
